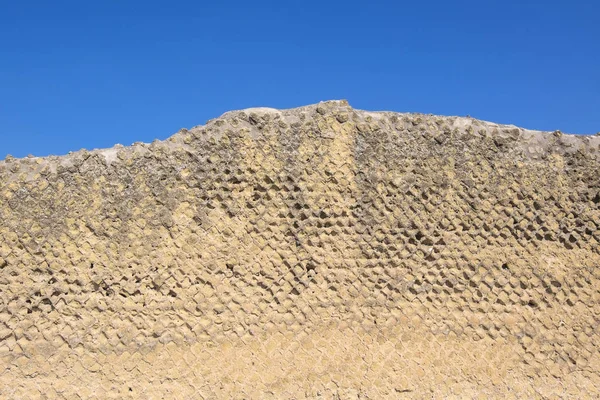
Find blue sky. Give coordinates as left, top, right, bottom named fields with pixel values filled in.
left=1, top=1, right=598, bottom=158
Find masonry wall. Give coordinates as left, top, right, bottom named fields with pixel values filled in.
left=1, top=101, right=599, bottom=398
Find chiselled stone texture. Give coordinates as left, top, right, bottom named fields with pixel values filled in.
left=0, top=100, right=599, bottom=399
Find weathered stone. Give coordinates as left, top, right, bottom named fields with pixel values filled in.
left=0, top=100, right=599, bottom=398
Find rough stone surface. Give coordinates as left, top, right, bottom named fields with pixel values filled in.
left=1, top=100, right=599, bottom=398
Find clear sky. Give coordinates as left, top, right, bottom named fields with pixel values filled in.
left=1, top=1, right=598, bottom=158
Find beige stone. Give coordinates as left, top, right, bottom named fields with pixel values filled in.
left=0, top=101, right=599, bottom=398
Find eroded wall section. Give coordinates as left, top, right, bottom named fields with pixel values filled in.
left=1, top=101, right=599, bottom=398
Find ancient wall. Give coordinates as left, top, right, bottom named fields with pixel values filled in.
left=0, top=100, right=599, bottom=398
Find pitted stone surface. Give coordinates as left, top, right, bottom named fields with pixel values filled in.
left=0, top=100, right=599, bottom=398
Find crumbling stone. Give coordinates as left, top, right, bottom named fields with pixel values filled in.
left=0, top=100, right=599, bottom=398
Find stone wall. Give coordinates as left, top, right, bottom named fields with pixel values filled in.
left=1, top=100, right=599, bottom=398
